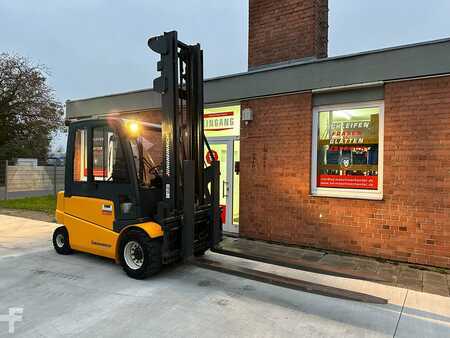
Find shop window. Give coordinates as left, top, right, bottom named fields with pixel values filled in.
left=73, top=129, right=88, bottom=182
left=311, top=102, right=384, bottom=200
left=93, top=127, right=128, bottom=183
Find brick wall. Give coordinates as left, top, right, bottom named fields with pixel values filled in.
left=248, top=0, right=328, bottom=69
left=383, top=77, right=450, bottom=267
left=240, top=76, right=450, bottom=268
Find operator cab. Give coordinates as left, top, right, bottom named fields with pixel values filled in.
left=65, top=117, right=163, bottom=232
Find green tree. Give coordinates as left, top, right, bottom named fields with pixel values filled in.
left=0, top=53, right=64, bottom=161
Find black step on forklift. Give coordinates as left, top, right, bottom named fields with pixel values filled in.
left=53, top=31, right=386, bottom=304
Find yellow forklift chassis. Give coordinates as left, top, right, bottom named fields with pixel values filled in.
left=55, top=192, right=163, bottom=262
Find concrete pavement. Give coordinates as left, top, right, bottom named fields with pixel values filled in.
left=0, top=214, right=57, bottom=258
left=0, top=214, right=449, bottom=337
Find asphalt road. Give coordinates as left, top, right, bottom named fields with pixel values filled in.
left=0, top=214, right=449, bottom=337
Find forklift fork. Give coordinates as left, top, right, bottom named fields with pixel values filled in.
left=182, top=160, right=222, bottom=260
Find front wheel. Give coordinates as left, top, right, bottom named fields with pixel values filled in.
left=52, top=226, right=73, bottom=255
left=119, top=230, right=162, bottom=279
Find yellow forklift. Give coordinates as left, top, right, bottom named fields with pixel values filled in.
left=54, top=31, right=220, bottom=279
left=52, top=31, right=386, bottom=304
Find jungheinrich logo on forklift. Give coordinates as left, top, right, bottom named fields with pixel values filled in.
left=165, top=135, right=171, bottom=176
left=91, top=241, right=112, bottom=248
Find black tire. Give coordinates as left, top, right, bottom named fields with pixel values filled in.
left=52, top=226, right=73, bottom=255
left=119, top=230, right=162, bottom=279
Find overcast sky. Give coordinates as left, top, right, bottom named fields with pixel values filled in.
left=2, top=0, right=450, bottom=103
left=2, top=0, right=450, bottom=151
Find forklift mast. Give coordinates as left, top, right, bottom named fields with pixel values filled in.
left=148, top=31, right=221, bottom=261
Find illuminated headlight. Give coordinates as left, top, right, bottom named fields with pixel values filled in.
left=126, top=121, right=141, bottom=138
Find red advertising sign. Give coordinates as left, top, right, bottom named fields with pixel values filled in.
left=204, top=111, right=235, bottom=132
left=318, top=175, right=378, bottom=190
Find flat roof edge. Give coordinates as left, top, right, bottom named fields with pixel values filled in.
left=205, top=36, right=450, bottom=82
left=66, top=87, right=155, bottom=104
left=66, top=36, right=450, bottom=118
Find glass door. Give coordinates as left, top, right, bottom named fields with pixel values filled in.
left=206, top=139, right=238, bottom=233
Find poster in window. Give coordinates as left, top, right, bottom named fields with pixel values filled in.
left=317, top=107, right=380, bottom=190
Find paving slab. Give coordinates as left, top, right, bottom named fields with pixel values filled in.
left=395, top=290, right=450, bottom=338
left=217, top=237, right=385, bottom=282
left=396, top=268, right=423, bottom=292
left=376, top=265, right=398, bottom=284
left=423, top=271, right=450, bottom=297
left=319, top=254, right=359, bottom=270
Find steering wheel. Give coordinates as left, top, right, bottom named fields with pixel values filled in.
left=150, top=164, right=161, bottom=176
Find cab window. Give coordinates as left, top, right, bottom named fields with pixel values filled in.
left=129, top=126, right=162, bottom=188
left=73, top=128, right=88, bottom=182
left=92, top=127, right=129, bottom=183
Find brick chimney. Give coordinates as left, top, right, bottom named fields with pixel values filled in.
left=248, top=0, right=328, bottom=70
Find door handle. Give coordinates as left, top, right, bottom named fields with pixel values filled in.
left=102, top=204, right=113, bottom=213
left=222, top=181, right=228, bottom=198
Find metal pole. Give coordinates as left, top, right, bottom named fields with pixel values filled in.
left=4, top=160, right=8, bottom=200
left=211, top=160, right=222, bottom=247
left=53, top=162, right=57, bottom=197
left=182, top=160, right=195, bottom=259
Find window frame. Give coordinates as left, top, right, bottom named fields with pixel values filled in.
left=92, top=126, right=107, bottom=182
left=311, top=100, right=384, bottom=200
left=91, top=126, right=129, bottom=184
left=72, top=127, right=89, bottom=183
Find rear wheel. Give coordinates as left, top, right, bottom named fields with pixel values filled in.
left=52, top=226, right=73, bottom=255
left=119, top=230, right=162, bottom=279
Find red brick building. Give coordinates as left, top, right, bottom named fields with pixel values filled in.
left=67, top=0, right=450, bottom=268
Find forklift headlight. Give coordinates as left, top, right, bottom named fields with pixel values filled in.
left=125, top=121, right=141, bottom=138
